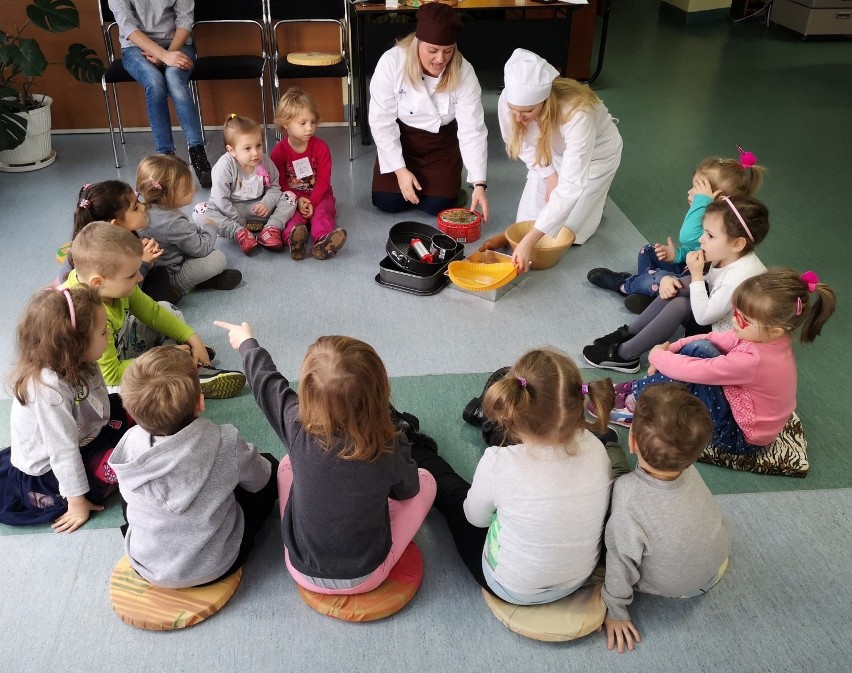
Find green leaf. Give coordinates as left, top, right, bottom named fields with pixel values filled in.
left=26, top=0, right=80, bottom=34
left=17, top=38, right=48, bottom=78
left=1, top=42, right=22, bottom=70
left=65, top=43, right=105, bottom=84
left=0, top=90, right=28, bottom=151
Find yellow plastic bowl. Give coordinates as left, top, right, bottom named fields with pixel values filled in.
left=504, top=221, right=575, bottom=270
left=447, top=261, right=518, bottom=292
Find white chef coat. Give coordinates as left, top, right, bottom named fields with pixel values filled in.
left=369, top=45, right=488, bottom=183
left=498, top=89, right=622, bottom=244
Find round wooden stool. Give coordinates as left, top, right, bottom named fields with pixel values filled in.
left=296, top=542, right=423, bottom=622
left=482, top=583, right=606, bottom=642
left=109, top=556, right=242, bottom=630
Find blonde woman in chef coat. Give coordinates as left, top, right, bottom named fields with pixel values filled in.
left=500, top=49, right=622, bottom=270
left=369, top=3, right=489, bottom=220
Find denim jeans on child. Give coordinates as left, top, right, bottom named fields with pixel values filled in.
left=121, top=45, right=204, bottom=154
left=633, top=339, right=763, bottom=454
left=622, top=244, right=686, bottom=297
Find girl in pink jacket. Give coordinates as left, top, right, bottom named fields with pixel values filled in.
left=610, top=268, right=835, bottom=453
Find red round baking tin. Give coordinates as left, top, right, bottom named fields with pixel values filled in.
left=437, top=208, right=482, bottom=243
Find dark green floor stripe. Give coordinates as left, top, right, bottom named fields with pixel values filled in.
left=2, top=367, right=848, bottom=535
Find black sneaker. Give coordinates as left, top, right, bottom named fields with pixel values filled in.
left=196, top=269, right=242, bottom=291
left=188, top=144, right=212, bottom=189
left=624, top=294, right=655, bottom=315
left=592, top=324, right=631, bottom=347
left=587, top=268, right=630, bottom=295
left=582, top=341, right=641, bottom=374
left=198, top=365, right=246, bottom=399
left=462, top=366, right=511, bottom=426
left=390, top=406, right=420, bottom=435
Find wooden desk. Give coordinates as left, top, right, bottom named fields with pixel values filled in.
left=352, top=0, right=583, bottom=144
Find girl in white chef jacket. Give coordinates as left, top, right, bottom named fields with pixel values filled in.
left=369, top=3, right=489, bottom=220
left=500, top=49, right=622, bottom=269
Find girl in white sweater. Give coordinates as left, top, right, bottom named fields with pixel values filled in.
left=0, top=286, right=129, bottom=531
left=413, top=348, right=616, bottom=605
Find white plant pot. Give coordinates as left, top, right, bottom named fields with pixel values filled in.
left=0, top=95, right=56, bottom=172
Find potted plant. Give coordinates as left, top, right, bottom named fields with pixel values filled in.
left=1, top=0, right=105, bottom=171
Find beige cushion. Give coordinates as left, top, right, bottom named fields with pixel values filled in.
left=109, top=556, right=242, bottom=630
left=482, top=583, right=606, bottom=642
left=286, top=52, right=342, bottom=66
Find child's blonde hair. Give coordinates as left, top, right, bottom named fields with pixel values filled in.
left=632, top=382, right=713, bottom=472
left=703, top=194, right=769, bottom=255
left=298, top=336, right=396, bottom=462
left=223, top=113, right=263, bottom=148
left=733, top=267, right=836, bottom=344
left=398, top=33, right=462, bottom=94
left=275, top=88, right=321, bottom=132
left=136, top=154, right=193, bottom=208
left=71, top=221, right=143, bottom=279
left=483, top=348, right=615, bottom=447
left=505, top=78, right=601, bottom=168
left=9, top=285, right=103, bottom=405
left=696, top=155, right=766, bottom=197
left=121, top=346, right=201, bottom=436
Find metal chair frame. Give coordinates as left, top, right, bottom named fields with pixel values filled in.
left=264, top=0, right=355, bottom=160
left=191, top=4, right=270, bottom=152
left=97, top=0, right=138, bottom=168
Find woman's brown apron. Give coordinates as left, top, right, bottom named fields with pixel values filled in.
left=372, top=120, right=463, bottom=200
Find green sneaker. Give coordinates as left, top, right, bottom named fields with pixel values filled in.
left=198, top=366, right=246, bottom=399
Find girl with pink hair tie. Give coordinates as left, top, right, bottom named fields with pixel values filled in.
left=607, top=268, right=836, bottom=455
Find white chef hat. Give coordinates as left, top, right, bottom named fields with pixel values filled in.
left=503, top=49, right=559, bottom=106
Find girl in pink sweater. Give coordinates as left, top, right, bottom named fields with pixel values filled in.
left=611, top=268, right=835, bottom=453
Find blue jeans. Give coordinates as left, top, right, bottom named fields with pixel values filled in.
left=622, top=244, right=686, bottom=297
left=633, top=340, right=763, bottom=455
left=121, top=45, right=203, bottom=153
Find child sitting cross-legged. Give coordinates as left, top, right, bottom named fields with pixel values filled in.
left=601, top=382, right=731, bottom=654
left=0, top=285, right=130, bottom=531
left=109, top=347, right=279, bottom=588
left=194, top=114, right=297, bottom=255
left=62, top=221, right=245, bottom=398
left=215, top=320, right=436, bottom=595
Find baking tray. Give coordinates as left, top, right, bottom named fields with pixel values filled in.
left=376, top=250, right=463, bottom=294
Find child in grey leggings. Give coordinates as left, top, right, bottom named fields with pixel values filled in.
left=583, top=195, right=770, bottom=373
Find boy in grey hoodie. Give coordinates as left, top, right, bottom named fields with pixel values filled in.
left=601, top=383, right=731, bottom=654
left=109, top=346, right=278, bottom=588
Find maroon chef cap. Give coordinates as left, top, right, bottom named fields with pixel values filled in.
left=415, top=3, right=463, bottom=46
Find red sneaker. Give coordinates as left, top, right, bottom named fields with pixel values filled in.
left=258, top=225, right=284, bottom=251
left=235, top=227, right=258, bottom=255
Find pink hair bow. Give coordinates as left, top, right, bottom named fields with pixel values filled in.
left=800, top=270, right=819, bottom=292
left=150, top=179, right=162, bottom=190
left=256, top=165, right=271, bottom=189
left=736, top=145, right=757, bottom=169
left=82, top=182, right=93, bottom=190
left=78, top=199, right=91, bottom=209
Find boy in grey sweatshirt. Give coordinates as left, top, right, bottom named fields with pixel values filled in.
left=602, top=382, right=731, bottom=654
left=109, top=346, right=278, bottom=588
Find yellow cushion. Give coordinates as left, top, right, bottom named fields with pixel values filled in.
left=297, top=542, right=423, bottom=622
left=109, top=556, right=242, bottom=630
left=482, top=583, right=606, bottom=642
left=286, top=52, right=342, bottom=66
